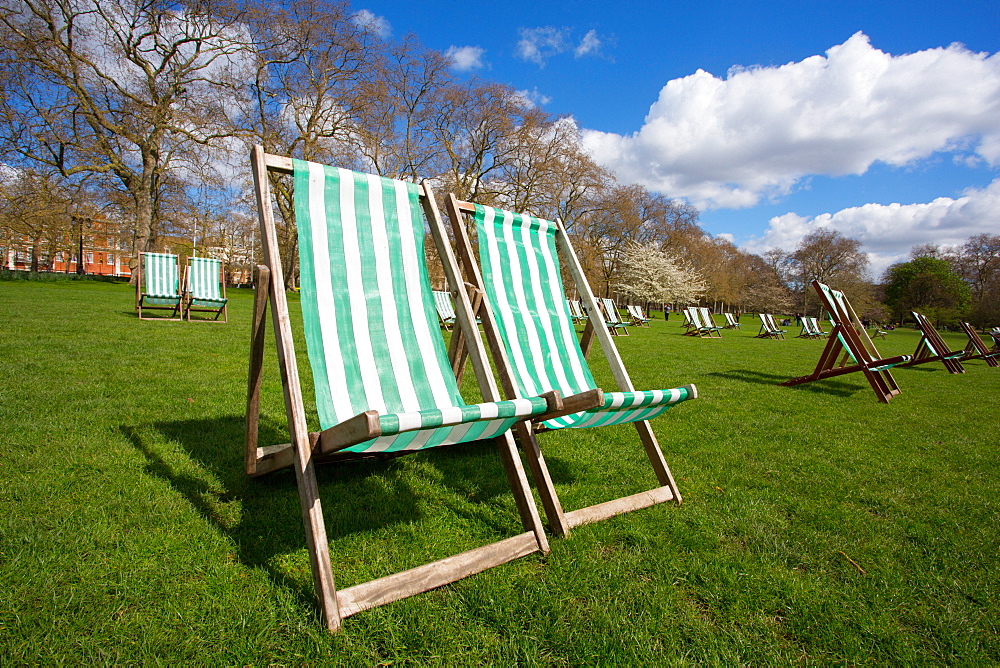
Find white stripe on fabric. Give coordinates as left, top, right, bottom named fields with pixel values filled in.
left=478, top=402, right=499, bottom=419
left=397, top=181, right=453, bottom=409
left=439, top=406, right=465, bottom=424
left=308, top=163, right=350, bottom=424
left=482, top=208, right=537, bottom=397
left=366, top=173, right=419, bottom=412
left=338, top=168, right=385, bottom=413
left=510, top=398, right=535, bottom=415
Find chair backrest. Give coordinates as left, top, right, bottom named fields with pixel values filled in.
left=569, top=299, right=585, bottom=318
left=724, top=313, right=736, bottom=326
left=433, top=290, right=456, bottom=321
left=187, top=256, right=223, bottom=300
left=814, top=281, right=883, bottom=363
left=470, top=204, right=598, bottom=400
left=602, top=298, right=624, bottom=325
left=698, top=308, right=715, bottom=327
left=142, top=252, right=179, bottom=297
left=760, top=313, right=774, bottom=331
left=293, top=161, right=468, bottom=434
left=682, top=307, right=694, bottom=324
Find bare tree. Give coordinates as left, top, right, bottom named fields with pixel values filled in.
left=788, top=228, right=870, bottom=313
left=0, top=0, right=253, bottom=281
left=238, top=0, right=375, bottom=288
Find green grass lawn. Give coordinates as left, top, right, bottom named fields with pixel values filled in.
left=2, top=279, right=998, bottom=664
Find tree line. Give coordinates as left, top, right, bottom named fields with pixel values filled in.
left=1, top=0, right=997, bottom=328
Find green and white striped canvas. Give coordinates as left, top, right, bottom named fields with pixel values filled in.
left=142, top=252, right=181, bottom=305
left=433, top=290, right=456, bottom=326
left=187, top=257, right=227, bottom=307
left=293, top=161, right=550, bottom=454
left=600, top=298, right=629, bottom=331
left=472, top=204, right=695, bottom=431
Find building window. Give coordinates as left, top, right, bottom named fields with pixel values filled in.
left=107, top=254, right=115, bottom=264
left=85, top=252, right=94, bottom=264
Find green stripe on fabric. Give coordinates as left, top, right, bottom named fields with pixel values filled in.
left=293, top=161, right=337, bottom=427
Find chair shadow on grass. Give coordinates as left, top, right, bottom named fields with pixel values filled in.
left=119, top=415, right=575, bottom=612
left=708, top=369, right=865, bottom=398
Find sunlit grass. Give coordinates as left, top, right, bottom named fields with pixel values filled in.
left=1, top=280, right=998, bottom=663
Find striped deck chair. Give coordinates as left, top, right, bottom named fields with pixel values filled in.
left=756, top=313, right=786, bottom=339
left=797, top=316, right=823, bottom=339
left=680, top=307, right=697, bottom=334
left=695, top=307, right=723, bottom=338
left=627, top=304, right=651, bottom=327
left=989, top=328, right=1000, bottom=352
left=600, top=298, right=631, bottom=336
left=959, top=322, right=1000, bottom=367
left=723, top=313, right=741, bottom=329
left=899, top=312, right=966, bottom=374
left=567, top=299, right=587, bottom=324
left=781, top=280, right=910, bottom=403
left=433, top=290, right=457, bottom=330
left=135, top=252, right=183, bottom=320
left=184, top=256, right=228, bottom=322
left=444, top=195, right=698, bottom=537
left=248, top=148, right=567, bottom=632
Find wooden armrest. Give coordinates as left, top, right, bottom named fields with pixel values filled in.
left=316, top=410, right=382, bottom=454
left=535, top=388, right=603, bottom=422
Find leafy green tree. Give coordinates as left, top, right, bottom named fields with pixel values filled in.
left=883, top=256, right=971, bottom=326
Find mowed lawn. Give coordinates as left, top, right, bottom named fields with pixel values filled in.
left=1, top=278, right=998, bottom=664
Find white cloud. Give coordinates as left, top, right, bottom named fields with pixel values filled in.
left=581, top=33, right=1000, bottom=210
left=351, top=9, right=391, bottom=38
left=446, top=45, right=486, bottom=72
left=513, top=87, right=552, bottom=109
left=742, top=177, right=1000, bottom=276
left=516, top=26, right=607, bottom=66
left=516, top=26, right=569, bottom=66
left=575, top=29, right=602, bottom=58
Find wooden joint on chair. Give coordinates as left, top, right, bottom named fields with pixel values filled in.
left=539, top=390, right=563, bottom=413
left=316, top=410, right=382, bottom=455
left=536, top=388, right=603, bottom=422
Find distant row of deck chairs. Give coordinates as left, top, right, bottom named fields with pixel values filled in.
left=781, top=280, right=998, bottom=402
left=435, top=290, right=655, bottom=337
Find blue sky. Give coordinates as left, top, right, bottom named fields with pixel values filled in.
left=354, top=0, right=1000, bottom=276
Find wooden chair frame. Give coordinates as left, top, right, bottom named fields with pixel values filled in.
left=899, top=312, right=966, bottom=374
left=246, top=147, right=562, bottom=632
left=184, top=256, right=228, bottom=323
left=959, top=322, right=999, bottom=367
left=781, top=280, right=909, bottom=403
left=445, top=195, right=687, bottom=538
left=135, top=252, right=183, bottom=321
